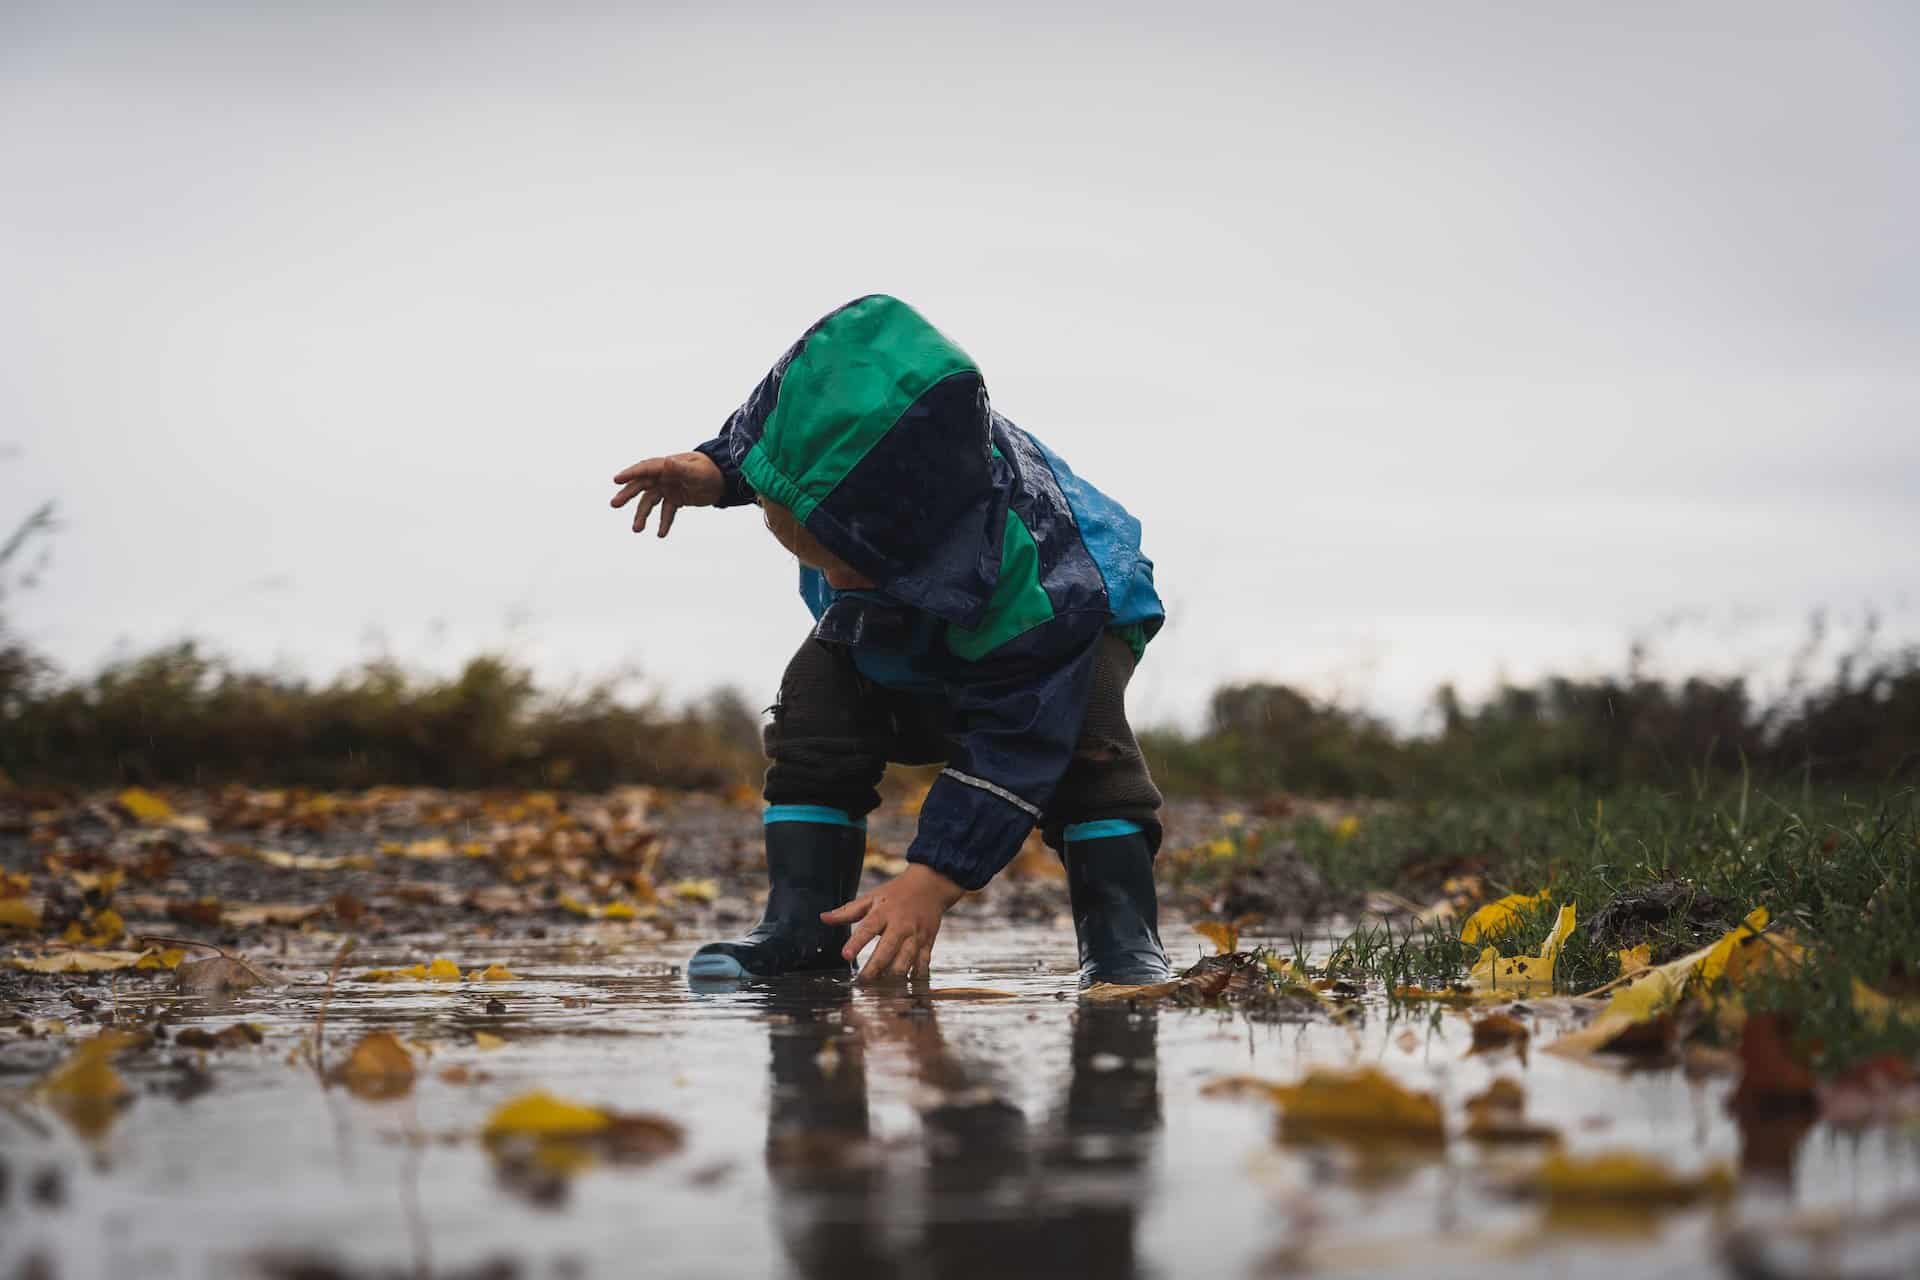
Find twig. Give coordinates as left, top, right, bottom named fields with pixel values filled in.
left=1572, top=964, right=1654, bottom=1000
left=132, top=933, right=232, bottom=957
left=310, top=938, right=357, bottom=1083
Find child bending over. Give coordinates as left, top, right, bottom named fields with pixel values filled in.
left=610, top=295, right=1169, bottom=988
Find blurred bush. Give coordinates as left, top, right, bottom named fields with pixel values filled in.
left=0, top=642, right=761, bottom=790
left=1144, top=647, right=1920, bottom=798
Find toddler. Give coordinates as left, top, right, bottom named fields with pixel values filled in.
left=610, top=295, right=1169, bottom=987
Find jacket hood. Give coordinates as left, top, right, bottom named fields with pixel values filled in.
left=733, top=295, right=1010, bottom=628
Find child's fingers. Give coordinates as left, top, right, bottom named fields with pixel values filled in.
left=858, top=929, right=907, bottom=982
left=612, top=458, right=665, bottom=485
left=632, top=489, right=663, bottom=532
left=820, top=894, right=872, bottom=925
left=842, top=912, right=883, bottom=962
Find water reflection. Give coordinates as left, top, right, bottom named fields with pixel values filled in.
left=758, top=985, right=1161, bottom=1278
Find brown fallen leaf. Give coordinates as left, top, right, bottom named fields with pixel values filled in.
left=1469, top=1012, right=1531, bottom=1061
left=333, top=1031, right=416, bottom=1100
left=175, top=954, right=279, bottom=994
left=1464, top=1078, right=1560, bottom=1145
left=1729, top=1012, right=1816, bottom=1114
left=174, top=1024, right=264, bottom=1051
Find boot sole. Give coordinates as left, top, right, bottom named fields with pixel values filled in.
left=687, top=952, right=748, bottom=980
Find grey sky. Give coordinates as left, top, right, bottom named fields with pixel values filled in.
left=4, top=1, right=1915, bottom=728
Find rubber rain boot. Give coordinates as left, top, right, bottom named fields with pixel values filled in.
left=687, top=807, right=866, bottom=984
left=1062, top=821, right=1172, bottom=987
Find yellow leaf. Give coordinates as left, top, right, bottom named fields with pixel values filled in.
left=117, top=787, right=174, bottom=823
left=483, top=1091, right=611, bottom=1139
left=557, top=894, right=594, bottom=917
left=67, top=869, right=124, bottom=895
left=1220, top=811, right=1245, bottom=828
left=1205, top=837, right=1236, bottom=858
left=335, top=1031, right=416, bottom=1100
left=1529, top=1151, right=1733, bottom=1205
left=669, top=878, right=718, bottom=903
left=1261, top=1067, right=1446, bottom=1143
left=1852, top=979, right=1920, bottom=1031
left=1332, top=815, right=1361, bottom=842
left=39, top=1030, right=137, bottom=1139
left=135, top=947, right=187, bottom=970
left=466, top=964, right=520, bottom=982
left=1193, top=921, right=1240, bottom=955
left=1616, top=943, right=1652, bottom=974
left=1698, top=907, right=1769, bottom=987
left=424, top=957, right=462, bottom=982
left=0, top=898, right=41, bottom=929
left=359, top=964, right=429, bottom=982
left=473, top=1031, right=507, bottom=1051
left=13, top=949, right=150, bottom=974
left=1460, top=890, right=1551, bottom=945
left=1470, top=905, right=1576, bottom=995
left=600, top=902, right=637, bottom=921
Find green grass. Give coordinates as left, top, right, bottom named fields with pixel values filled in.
left=1186, top=780, right=1919, bottom=1071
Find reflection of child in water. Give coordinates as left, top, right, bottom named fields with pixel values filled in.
left=610, top=295, right=1170, bottom=987
left=762, top=991, right=1161, bottom=1276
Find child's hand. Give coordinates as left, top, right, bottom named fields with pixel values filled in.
left=609, top=452, right=726, bottom=537
left=822, top=863, right=966, bottom=983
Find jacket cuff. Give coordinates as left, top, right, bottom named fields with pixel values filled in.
left=692, top=438, right=756, bottom=509
left=905, top=771, right=1037, bottom=891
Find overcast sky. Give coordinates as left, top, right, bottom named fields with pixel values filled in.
left=3, top=1, right=1915, bottom=728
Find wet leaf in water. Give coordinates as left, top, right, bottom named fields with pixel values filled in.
left=1208, top=1067, right=1446, bottom=1146
left=1469, top=1012, right=1531, bottom=1060
left=466, top=964, right=520, bottom=982
left=1460, top=890, right=1551, bottom=945
left=1728, top=1013, right=1815, bottom=1112
left=926, top=988, right=1020, bottom=1000
left=40, top=1030, right=139, bottom=1139
left=13, top=949, right=152, bottom=973
left=1523, top=1150, right=1733, bottom=1205
left=0, top=897, right=43, bottom=929
left=175, top=954, right=279, bottom=994
left=334, top=1032, right=416, bottom=1100
left=484, top=1091, right=611, bottom=1139
left=473, top=1032, right=506, bottom=1051
left=1471, top=905, right=1576, bottom=996
left=359, top=957, right=462, bottom=983
left=175, top=1024, right=265, bottom=1052
left=1464, top=1078, right=1560, bottom=1145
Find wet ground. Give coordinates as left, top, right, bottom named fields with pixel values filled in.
left=3, top=790, right=1917, bottom=1278
left=5, top=923, right=1918, bottom=1279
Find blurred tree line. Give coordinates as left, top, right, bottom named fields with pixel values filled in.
left=3, top=502, right=1915, bottom=794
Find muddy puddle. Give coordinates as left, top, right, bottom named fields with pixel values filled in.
left=4, top=923, right=1917, bottom=1279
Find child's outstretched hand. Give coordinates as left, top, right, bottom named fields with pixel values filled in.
left=822, top=863, right=966, bottom=983
left=609, top=452, right=726, bottom=537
